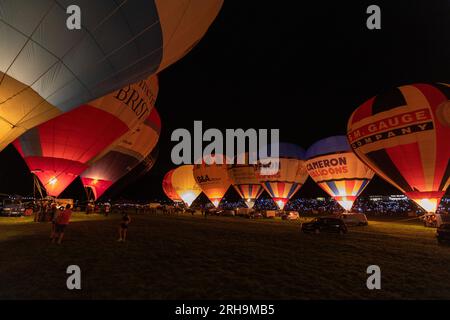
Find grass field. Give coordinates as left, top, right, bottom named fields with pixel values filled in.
left=0, top=212, right=449, bottom=300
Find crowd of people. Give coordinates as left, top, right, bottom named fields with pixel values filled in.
left=210, top=196, right=450, bottom=216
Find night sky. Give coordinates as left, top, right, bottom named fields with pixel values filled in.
left=0, top=0, right=449, bottom=201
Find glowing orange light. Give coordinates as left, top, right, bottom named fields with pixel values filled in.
left=414, top=198, right=439, bottom=213
left=48, top=177, right=58, bottom=185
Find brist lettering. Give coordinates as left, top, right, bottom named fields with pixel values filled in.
left=115, top=80, right=156, bottom=120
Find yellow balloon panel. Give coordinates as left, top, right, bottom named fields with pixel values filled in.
left=156, top=0, right=224, bottom=72
left=193, top=160, right=231, bottom=207
left=171, top=165, right=202, bottom=207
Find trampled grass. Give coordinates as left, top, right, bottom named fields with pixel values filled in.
left=0, top=212, right=449, bottom=299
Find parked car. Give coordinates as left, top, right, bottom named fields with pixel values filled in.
left=301, top=217, right=348, bottom=234
left=222, top=210, right=235, bottom=217
left=436, top=223, right=450, bottom=244
left=282, top=211, right=299, bottom=220
left=249, top=212, right=264, bottom=219
left=341, top=213, right=368, bottom=226
left=207, top=208, right=223, bottom=216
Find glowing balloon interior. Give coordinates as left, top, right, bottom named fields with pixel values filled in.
left=193, top=154, right=231, bottom=208
left=348, top=83, right=449, bottom=213
left=171, top=165, right=202, bottom=207
left=306, top=135, right=375, bottom=211
left=259, top=143, right=308, bottom=210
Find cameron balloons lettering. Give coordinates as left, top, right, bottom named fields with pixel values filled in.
left=306, top=136, right=375, bottom=211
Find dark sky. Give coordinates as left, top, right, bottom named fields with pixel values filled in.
left=0, top=0, right=449, bottom=201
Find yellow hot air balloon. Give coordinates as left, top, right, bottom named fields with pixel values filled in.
left=306, top=136, right=375, bottom=211
left=347, top=83, right=449, bottom=213
left=259, top=143, right=308, bottom=210
left=171, top=165, right=202, bottom=207
left=193, top=154, right=231, bottom=208
left=228, top=153, right=263, bottom=208
left=0, top=0, right=223, bottom=151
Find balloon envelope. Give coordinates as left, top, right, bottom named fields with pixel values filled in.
left=93, top=147, right=159, bottom=200
left=171, top=165, right=202, bottom=207
left=13, top=76, right=158, bottom=197
left=228, top=153, right=263, bottom=208
left=259, top=143, right=308, bottom=210
left=0, top=0, right=223, bottom=150
left=347, top=83, right=450, bottom=212
left=81, top=108, right=161, bottom=200
left=305, top=136, right=375, bottom=211
left=162, top=169, right=182, bottom=202
left=193, top=154, right=231, bottom=207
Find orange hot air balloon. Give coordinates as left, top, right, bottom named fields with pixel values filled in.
left=305, top=136, right=375, bottom=211
left=193, top=155, right=231, bottom=208
left=259, top=143, right=308, bottom=210
left=13, top=76, right=158, bottom=197
left=0, top=0, right=223, bottom=151
left=347, top=83, right=450, bottom=213
left=171, top=165, right=202, bottom=207
left=228, top=153, right=263, bottom=208
left=162, top=169, right=182, bottom=203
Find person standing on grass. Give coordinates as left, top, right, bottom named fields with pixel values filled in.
left=118, top=211, right=131, bottom=242
left=49, top=202, right=58, bottom=239
left=52, top=204, right=72, bottom=244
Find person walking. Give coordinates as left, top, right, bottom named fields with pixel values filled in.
left=52, top=204, right=73, bottom=244
left=118, top=211, right=131, bottom=242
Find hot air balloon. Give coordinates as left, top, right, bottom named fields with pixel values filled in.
left=305, top=136, right=375, bottom=211
left=259, top=143, right=308, bottom=210
left=163, top=169, right=183, bottom=203
left=193, top=155, right=231, bottom=208
left=228, top=153, right=263, bottom=208
left=101, top=148, right=159, bottom=200
left=0, top=0, right=223, bottom=150
left=13, top=76, right=159, bottom=197
left=171, top=165, right=202, bottom=207
left=81, top=108, right=161, bottom=200
left=347, top=83, right=450, bottom=213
